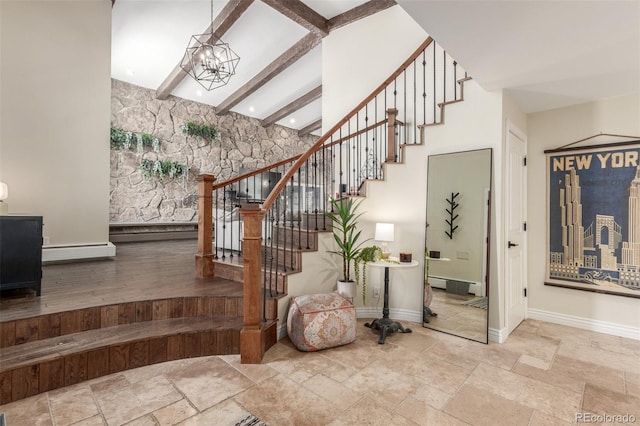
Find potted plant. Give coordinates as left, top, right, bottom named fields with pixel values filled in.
left=354, top=245, right=382, bottom=305
left=325, top=198, right=369, bottom=300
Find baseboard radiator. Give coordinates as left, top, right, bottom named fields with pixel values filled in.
left=428, top=276, right=481, bottom=296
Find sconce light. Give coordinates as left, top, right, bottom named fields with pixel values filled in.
left=0, top=182, right=8, bottom=215
left=375, top=222, right=394, bottom=259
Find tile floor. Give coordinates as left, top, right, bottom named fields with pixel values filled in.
left=1, top=318, right=639, bottom=426
left=424, top=289, right=487, bottom=342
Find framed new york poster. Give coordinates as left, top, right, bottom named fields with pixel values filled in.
left=546, top=141, right=640, bottom=298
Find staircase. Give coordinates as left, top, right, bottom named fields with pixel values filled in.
left=196, top=36, right=473, bottom=364
left=0, top=37, right=474, bottom=404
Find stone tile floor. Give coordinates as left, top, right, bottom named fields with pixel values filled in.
left=1, top=319, right=638, bottom=425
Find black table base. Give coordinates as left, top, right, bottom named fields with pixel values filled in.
left=365, top=317, right=412, bottom=344
left=365, top=264, right=412, bottom=344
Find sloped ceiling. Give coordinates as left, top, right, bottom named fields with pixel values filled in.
left=112, top=0, right=640, bottom=134
left=111, top=0, right=372, bottom=135
left=397, top=0, right=640, bottom=113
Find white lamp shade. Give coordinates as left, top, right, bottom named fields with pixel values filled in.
left=0, top=182, right=7, bottom=201
left=375, top=223, right=394, bottom=242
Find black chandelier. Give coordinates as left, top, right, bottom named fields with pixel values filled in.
left=180, top=1, right=240, bottom=91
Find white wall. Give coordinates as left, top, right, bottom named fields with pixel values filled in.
left=527, top=95, right=640, bottom=336
left=0, top=1, right=112, bottom=252
left=322, top=5, right=426, bottom=132
left=321, top=5, right=507, bottom=333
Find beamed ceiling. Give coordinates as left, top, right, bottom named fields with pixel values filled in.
left=111, top=0, right=396, bottom=137
left=112, top=1, right=640, bottom=133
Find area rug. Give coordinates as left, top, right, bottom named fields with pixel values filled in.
left=461, top=297, right=488, bottom=310
left=235, top=414, right=268, bottom=426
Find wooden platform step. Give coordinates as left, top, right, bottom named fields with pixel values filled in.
left=0, top=294, right=248, bottom=404
left=0, top=295, right=242, bottom=349
left=0, top=316, right=243, bottom=404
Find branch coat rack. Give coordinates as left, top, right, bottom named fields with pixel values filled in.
left=445, top=192, right=460, bottom=239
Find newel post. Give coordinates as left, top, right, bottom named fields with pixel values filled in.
left=386, top=108, right=398, bottom=163
left=240, top=203, right=266, bottom=364
left=196, top=174, right=215, bottom=278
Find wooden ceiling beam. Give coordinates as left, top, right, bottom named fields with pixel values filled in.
left=216, top=33, right=321, bottom=115
left=298, top=119, right=322, bottom=137
left=155, top=0, right=254, bottom=100
left=328, top=0, right=396, bottom=32
left=260, top=85, right=322, bottom=127
left=261, top=0, right=329, bottom=36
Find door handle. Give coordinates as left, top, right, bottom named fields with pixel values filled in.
left=508, top=241, right=519, bottom=248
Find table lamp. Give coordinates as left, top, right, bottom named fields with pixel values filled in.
left=0, top=182, right=8, bottom=215
left=375, top=222, right=394, bottom=259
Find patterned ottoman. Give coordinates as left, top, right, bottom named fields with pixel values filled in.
left=287, top=292, right=356, bottom=351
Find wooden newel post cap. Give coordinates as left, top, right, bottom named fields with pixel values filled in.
left=197, top=174, right=216, bottom=183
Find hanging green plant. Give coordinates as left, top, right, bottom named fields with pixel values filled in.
left=354, top=245, right=382, bottom=305
left=180, top=121, right=220, bottom=142
left=110, top=127, right=160, bottom=152
left=140, top=159, right=188, bottom=180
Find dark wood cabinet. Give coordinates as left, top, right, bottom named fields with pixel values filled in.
left=0, top=215, right=43, bottom=296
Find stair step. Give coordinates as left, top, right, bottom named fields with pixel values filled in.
left=0, top=296, right=242, bottom=349
left=214, top=258, right=290, bottom=295
left=272, top=226, right=322, bottom=251
left=0, top=316, right=242, bottom=404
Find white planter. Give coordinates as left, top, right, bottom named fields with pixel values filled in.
left=337, top=280, right=356, bottom=299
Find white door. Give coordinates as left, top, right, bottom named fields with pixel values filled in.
left=506, top=123, right=527, bottom=334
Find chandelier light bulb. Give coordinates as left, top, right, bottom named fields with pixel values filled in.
left=180, top=0, right=240, bottom=91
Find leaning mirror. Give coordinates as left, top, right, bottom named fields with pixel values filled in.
left=423, top=148, right=492, bottom=343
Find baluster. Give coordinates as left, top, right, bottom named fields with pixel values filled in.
left=338, top=129, right=344, bottom=198
left=403, top=68, right=407, bottom=144
left=364, top=105, right=369, bottom=183
left=443, top=49, right=447, bottom=105
left=386, top=108, right=398, bottom=163
left=289, top=175, right=295, bottom=271
left=453, top=60, right=458, bottom=100
left=433, top=43, right=436, bottom=123
left=300, top=165, right=305, bottom=249
left=422, top=50, right=427, bottom=125
left=214, top=187, right=219, bottom=259
left=268, top=207, right=275, bottom=297
left=413, top=58, right=417, bottom=143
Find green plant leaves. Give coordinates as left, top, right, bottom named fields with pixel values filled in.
left=180, top=121, right=221, bottom=142
left=140, top=159, right=188, bottom=180
left=325, top=198, right=370, bottom=284
left=110, top=127, right=159, bottom=152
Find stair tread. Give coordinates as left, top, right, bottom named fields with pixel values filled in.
left=0, top=317, right=242, bottom=371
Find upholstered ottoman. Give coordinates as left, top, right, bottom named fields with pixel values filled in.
left=287, top=292, right=356, bottom=351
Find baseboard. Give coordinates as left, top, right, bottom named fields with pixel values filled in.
left=277, top=308, right=423, bottom=340
left=488, top=327, right=507, bottom=343
left=528, top=308, right=640, bottom=341
left=356, top=307, right=422, bottom=323
left=42, top=242, right=116, bottom=263
left=277, top=323, right=288, bottom=340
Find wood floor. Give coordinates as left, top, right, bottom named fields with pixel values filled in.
left=0, top=239, right=242, bottom=322
left=0, top=240, right=246, bottom=404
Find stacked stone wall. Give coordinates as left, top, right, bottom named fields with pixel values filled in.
left=110, top=79, right=318, bottom=223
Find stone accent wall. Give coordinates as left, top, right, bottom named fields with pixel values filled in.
left=110, top=79, right=318, bottom=223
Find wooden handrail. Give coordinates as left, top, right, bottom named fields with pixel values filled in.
left=211, top=117, right=396, bottom=192
left=262, top=37, right=433, bottom=211
left=212, top=155, right=303, bottom=192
